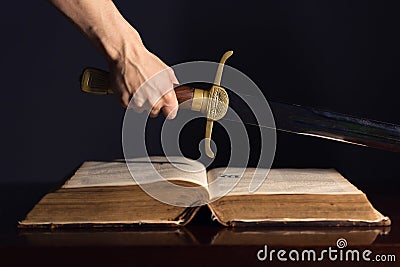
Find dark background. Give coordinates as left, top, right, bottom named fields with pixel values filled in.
left=2, top=0, right=400, bottom=193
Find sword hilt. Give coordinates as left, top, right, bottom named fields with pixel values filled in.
left=80, top=51, right=232, bottom=158
left=81, top=68, right=198, bottom=109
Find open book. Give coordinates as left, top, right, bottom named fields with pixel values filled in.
left=19, top=156, right=390, bottom=228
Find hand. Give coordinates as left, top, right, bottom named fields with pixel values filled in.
left=48, top=0, right=179, bottom=119
left=109, top=43, right=179, bottom=119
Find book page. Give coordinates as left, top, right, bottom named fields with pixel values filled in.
left=207, top=168, right=362, bottom=199
left=64, top=156, right=207, bottom=188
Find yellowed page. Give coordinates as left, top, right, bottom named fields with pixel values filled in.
left=207, top=168, right=362, bottom=199
left=64, top=156, right=207, bottom=188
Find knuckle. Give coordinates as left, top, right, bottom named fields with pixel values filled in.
left=120, top=99, right=129, bottom=108
left=120, top=93, right=131, bottom=108
left=162, top=106, right=173, bottom=114
left=168, top=69, right=177, bottom=79
left=152, top=102, right=163, bottom=111
left=149, top=108, right=161, bottom=118
left=163, top=91, right=177, bottom=103
left=151, top=107, right=160, bottom=114
left=163, top=107, right=177, bottom=119
left=133, top=98, right=145, bottom=108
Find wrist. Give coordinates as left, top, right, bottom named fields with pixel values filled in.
left=50, top=0, right=146, bottom=68
left=102, top=21, right=145, bottom=64
left=82, top=4, right=145, bottom=65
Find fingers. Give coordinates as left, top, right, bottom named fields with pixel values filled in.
left=159, top=68, right=179, bottom=119
left=149, top=106, right=161, bottom=118
left=109, top=51, right=180, bottom=119
left=110, top=69, right=134, bottom=109
left=138, top=70, right=179, bottom=119
left=161, top=90, right=178, bottom=119
left=118, top=82, right=179, bottom=119
left=148, top=90, right=178, bottom=119
left=119, top=91, right=131, bottom=108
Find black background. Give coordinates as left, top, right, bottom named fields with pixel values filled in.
left=2, top=0, right=400, bottom=193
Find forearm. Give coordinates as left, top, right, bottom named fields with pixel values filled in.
left=49, top=0, right=143, bottom=62
left=50, top=0, right=178, bottom=117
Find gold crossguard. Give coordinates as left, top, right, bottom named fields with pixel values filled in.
left=80, top=51, right=232, bottom=158
left=202, top=51, right=232, bottom=157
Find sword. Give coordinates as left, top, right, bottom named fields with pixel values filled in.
left=80, top=51, right=400, bottom=157
left=227, top=95, right=400, bottom=152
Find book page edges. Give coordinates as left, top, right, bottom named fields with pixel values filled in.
left=207, top=204, right=390, bottom=227
left=18, top=207, right=201, bottom=229
left=229, top=217, right=391, bottom=227
left=18, top=221, right=184, bottom=229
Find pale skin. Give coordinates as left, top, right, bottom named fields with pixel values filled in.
left=49, top=0, right=179, bottom=119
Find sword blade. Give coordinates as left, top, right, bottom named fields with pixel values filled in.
left=223, top=92, right=400, bottom=152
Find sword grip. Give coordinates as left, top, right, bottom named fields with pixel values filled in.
left=80, top=68, right=195, bottom=109
left=80, top=50, right=233, bottom=159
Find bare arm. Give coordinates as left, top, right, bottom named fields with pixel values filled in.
left=49, top=0, right=178, bottom=118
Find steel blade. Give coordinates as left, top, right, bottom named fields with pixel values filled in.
left=223, top=92, right=400, bottom=152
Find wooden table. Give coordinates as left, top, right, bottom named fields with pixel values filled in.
left=0, top=184, right=399, bottom=267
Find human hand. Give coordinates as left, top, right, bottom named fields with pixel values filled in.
left=49, top=0, right=179, bottom=119
left=109, top=44, right=179, bottom=119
